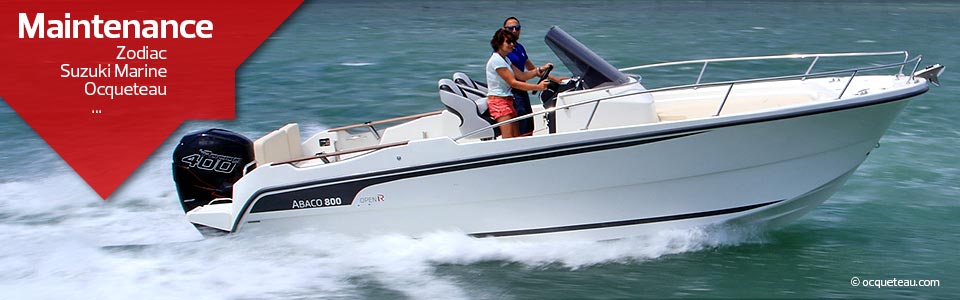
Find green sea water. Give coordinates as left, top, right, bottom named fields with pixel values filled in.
left=1, top=1, right=957, bottom=299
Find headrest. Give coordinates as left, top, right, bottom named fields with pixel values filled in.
left=452, top=72, right=478, bottom=90
left=438, top=78, right=468, bottom=98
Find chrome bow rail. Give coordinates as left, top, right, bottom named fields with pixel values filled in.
left=455, top=51, right=926, bottom=141
left=620, top=51, right=911, bottom=85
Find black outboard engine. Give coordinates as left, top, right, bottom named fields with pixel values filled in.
left=172, top=129, right=254, bottom=213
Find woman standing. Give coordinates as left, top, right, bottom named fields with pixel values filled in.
left=485, top=29, right=549, bottom=139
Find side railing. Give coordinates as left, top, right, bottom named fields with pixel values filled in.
left=272, top=140, right=409, bottom=166
left=274, top=110, right=442, bottom=166
left=456, top=52, right=924, bottom=141
left=326, top=110, right=443, bottom=141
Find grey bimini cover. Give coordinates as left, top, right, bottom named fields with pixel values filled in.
left=544, top=26, right=630, bottom=89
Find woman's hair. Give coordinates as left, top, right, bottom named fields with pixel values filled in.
left=490, top=28, right=516, bottom=51
left=503, top=16, right=519, bottom=26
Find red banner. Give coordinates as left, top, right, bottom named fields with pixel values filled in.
left=0, top=0, right=303, bottom=199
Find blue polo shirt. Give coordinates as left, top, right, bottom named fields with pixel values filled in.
left=506, top=42, right=529, bottom=71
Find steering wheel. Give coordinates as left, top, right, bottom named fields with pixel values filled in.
left=533, top=64, right=554, bottom=95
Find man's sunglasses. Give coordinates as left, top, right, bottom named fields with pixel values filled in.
left=504, top=25, right=521, bottom=31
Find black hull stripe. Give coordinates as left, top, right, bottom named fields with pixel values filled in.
left=247, top=131, right=706, bottom=213
left=468, top=199, right=784, bottom=238
left=233, top=89, right=925, bottom=231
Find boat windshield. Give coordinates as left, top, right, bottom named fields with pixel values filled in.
left=544, top=26, right=631, bottom=89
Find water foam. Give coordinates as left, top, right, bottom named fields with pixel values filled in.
left=340, top=62, right=375, bottom=67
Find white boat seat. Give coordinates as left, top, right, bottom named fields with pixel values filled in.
left=453, top=72, right=488, bottom=94
left=457, top=83, right=487, bottom=101
left=253, top=123, right=304, bottom=166
left=438, top=79, right=498, bottom=139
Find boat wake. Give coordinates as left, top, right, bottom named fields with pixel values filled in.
left=33, top=230, right=757, bottom=299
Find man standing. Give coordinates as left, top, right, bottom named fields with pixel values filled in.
left=502, top=17, right=560, bottom=136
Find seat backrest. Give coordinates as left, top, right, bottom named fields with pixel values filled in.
left=453, top=72, right=488, bottom=94
left=438, top=79, right=496, bottom=139
left=253, top=123, right=304, bottom=166
left=458, top=84, right=487, bottom=101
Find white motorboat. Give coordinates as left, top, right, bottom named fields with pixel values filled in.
left=172, top=26, right=944, bottom=241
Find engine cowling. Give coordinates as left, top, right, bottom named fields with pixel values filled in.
left=172, top=128, right=254, bottom=213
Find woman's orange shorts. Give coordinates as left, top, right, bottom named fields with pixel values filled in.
left=487, top=95, right=516, bottom=119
